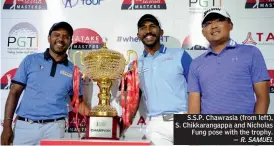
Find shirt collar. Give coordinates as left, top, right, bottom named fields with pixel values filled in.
left=44, top=48, right=69, bottom=66
left=143, top=44, right=167, bottom=57
left=205, top=39, right=237, bottom=57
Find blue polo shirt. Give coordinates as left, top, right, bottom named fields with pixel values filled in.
left=187, top=39, right=270, bottom=114
left=134, top=44, right=192, bottom=116
left=12, top=48, right=83, bottom=120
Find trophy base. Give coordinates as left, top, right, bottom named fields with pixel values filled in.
left=85, top=116, right=120, bottom=140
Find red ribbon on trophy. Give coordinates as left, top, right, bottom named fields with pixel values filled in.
left=70, top=65, right=87, bottom=134
left=121, top=60, right=140, bottom=130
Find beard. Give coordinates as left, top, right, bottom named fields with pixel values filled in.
left=141, top=33, right=160, bottom=49
left=50, top=43, right=68, bottom=55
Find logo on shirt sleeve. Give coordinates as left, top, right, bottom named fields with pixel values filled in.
left=60, top=70, right=72, bottom=78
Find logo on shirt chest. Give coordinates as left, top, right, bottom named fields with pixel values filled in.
left=232, top=57, right=238, bottom=62
left=139, top=68, right=149, bottom=73
left=60, top=70, right=72, bottom=78
left=162, top=57, right=173, bottom=61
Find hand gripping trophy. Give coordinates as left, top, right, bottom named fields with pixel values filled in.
left=83, top=41, right=139, bottom=140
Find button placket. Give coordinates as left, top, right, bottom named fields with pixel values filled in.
left=215, top=55, right=221, bottom=74
left=151, top=57, right=158, bottom=100
left=217, top=59, right=220, bottom=64
left=217, top=54, right=221, bottom=65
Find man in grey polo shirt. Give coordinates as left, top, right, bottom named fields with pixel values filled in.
left=126, top=14, right=192, bottom=145
left=1, top=22, right=91, bottom=145
left=187, top=8, right=270, bottom=114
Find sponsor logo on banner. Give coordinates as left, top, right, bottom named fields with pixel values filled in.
left=121, top=0, right=167, bottom=10
left=242, top=32, right=274, bottom=45
left=63, top=0, right=103, bottom=8
left=245, top=0, right=274, bottom=9
left=137, top=116, right=147, bottom=126
left=182, top=35, right=207, bottom=50
left=3, top=0, right=47, bottom=10
left=68, top=28, right=103, bottom=72
left=1, top=68, right=17, bottom=90
left=67, top=111, right=87, bottom=133
left=189, top=0, right=222, bottom=14
left=116, top=36, right=169, bottom=43
left=130, top=115, right=147, bottom=129
left=7, top=22, right=39, bottom=56
left=269, top=70, right=274, bottom=93
left=72, top=28, right=103, bottom=50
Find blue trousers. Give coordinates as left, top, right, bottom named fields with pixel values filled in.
left=13, top=119, right=65, bottom=145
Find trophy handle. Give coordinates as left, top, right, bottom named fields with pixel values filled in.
left=125, top=50, right=138, bottom=65
left=73, top=51, right=87, bottom=80
left=73, top=51, right=84, bottom=66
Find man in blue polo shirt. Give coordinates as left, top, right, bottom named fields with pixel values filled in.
left=187, top=8, right=270, bottom=114
left=1, top=22, right=91, bottom=145
left=126, top=14, right=192, bottom=145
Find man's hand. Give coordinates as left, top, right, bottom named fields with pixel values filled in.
left=1, top=126, right=13, bottom=145
left=78, top=100, right=92, bottom=116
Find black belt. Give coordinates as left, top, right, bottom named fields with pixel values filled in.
left=18, top=116, right=65, bottom=124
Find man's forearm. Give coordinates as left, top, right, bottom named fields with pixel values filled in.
left=3, top=92, right=21, bottom=127
left=188, top=104, right=201, bottom=114
left=188, top=108, right=200, bottom=114
left=188, top=93, right=201, bottom=114
left=254, top=97, right=270, bottom=114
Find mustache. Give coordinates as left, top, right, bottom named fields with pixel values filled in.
left=144, top=33, right=156, bottom=38
left=210, top=28, right=221, bottom=34
left=55, top=41, right=65, bottom=45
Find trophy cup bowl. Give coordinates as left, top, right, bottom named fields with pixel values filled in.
left=83, top=42, right=126, bottom=140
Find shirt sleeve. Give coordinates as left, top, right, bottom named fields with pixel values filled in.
left=187, top=61, right=201, bottom=93
left=250, top=46, right=270, bottom=84
left=11, top=56, right=31, bottom=86
left=181, top=50, right=193, bottom=82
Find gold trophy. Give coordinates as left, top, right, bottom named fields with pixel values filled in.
left=83, top=42, right=126, bottom=140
